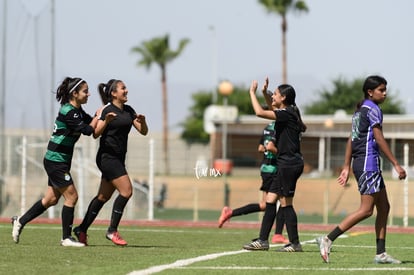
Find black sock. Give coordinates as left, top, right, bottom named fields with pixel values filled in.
left=283, top=205, right=299, bottom=244
left=19, top=200, right=47, bottom=226
left=376, top=239, right=385, bottom=255
left=275, top=206, right=285, bottom=234
left=259, top=202, right=276, bottom=241
left=108, top=195, right=129, bottom=232
left=79, top=196, right=105, bottom=232
left=327, top=226, right=344, bottom=242
left=232, top=203, right=261, bottom=217
left=61, top=205, right=74, bottom=239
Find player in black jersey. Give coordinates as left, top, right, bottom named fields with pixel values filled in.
left=11, top=77, right=104, bottom=247
left=74, top=79, right=148, bottom=246
left=218, top=121, right=288, bottom=244
left=243, top=77, right=306, bottom=252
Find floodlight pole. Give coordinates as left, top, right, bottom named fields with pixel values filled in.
left=218, top=81, right=233, bottom=206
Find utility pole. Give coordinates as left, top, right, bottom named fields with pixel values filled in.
left=1, top=0, right=8, bottom=175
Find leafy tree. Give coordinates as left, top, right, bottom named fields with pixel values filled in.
left=131, top=34, right=190, bottom=175
left=181, top=85, right=256, bottom=144
left=181, top=92, right=212, bottom=144
left=304, top=76, right=405, bottom=115
left=258, top=0, right=309, bottom=84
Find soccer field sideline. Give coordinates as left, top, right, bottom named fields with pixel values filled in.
left=2, top=217, right=414, bottom=233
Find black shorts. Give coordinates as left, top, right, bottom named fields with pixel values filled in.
left=269, top=164, right=303, bottom=197
left=96, top=152, right=127, bottom=181
left=260, top=172, right=275, bottom=192
left=43, top=158, right=74, bottom=188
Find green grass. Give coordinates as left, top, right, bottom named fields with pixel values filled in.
left=1, top=222, right=414, bottom=275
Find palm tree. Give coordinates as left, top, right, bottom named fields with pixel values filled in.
left=258, top=0, right=309, bottom=84
left=131, top=34, right=190, bottom=175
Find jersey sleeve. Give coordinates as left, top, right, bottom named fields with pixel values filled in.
left=367, top=105, right=383, bottom=128
left=65, top=109, right=94, bottom=136
left=274, top=109, right=289, bottom=123
left=125, top=105, right=137, bottom=119
left=99, top=103, right=111, bottom=120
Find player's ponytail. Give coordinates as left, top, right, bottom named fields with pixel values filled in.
left=98, top=79, right=120, bottom=104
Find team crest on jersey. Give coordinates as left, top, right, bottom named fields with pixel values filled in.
left=64, top=173, right=71, bottom=181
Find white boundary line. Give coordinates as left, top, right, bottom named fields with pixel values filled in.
left=127, top=236, right=329, bottom=275
left=127, top=234, right=414, bottom=275
left=127, top=250, right=250, bottom=275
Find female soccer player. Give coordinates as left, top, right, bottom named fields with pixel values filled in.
left=12, top=77, right=105, bottom=246
left=317, top=75, right=406, bottom=264
left=73, top=79, right=148, bottom=246
left=243, top=77, right=306, bottom=252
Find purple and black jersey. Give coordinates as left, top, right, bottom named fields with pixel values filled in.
left=351, top=99, right=382, bottom=172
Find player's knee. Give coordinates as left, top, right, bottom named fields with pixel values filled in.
left=259, top=202, right=266, bottom=210
left=363, top=209, right=374, bottom=218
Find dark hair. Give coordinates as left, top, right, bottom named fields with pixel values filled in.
left=56, top=77, right=85, bottom=105
left=278, top=84, right=296, bottom=106
left=278, top=84, right=307, bottom=132
left=98, top=79, right=121, bottom=104
left=356, top=75, right=387, bottom=109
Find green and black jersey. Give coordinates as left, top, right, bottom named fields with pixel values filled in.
left=259, top=121, right=277, bottom=173
left=44, top=103, right=94, bottom=163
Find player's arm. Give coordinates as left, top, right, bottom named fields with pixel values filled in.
left=250, top=80, right=276, bottom=120
left=265, top=140, right=278, bottom=154
left=133, top=114, right=148, bottom=136
left=373, top=126, right=406, bottom=180
left=261, top=77, right=273, bottom=110
left=93, top=107, right=116, bottom=138
left=337, top=137, right=351, bottom=186
left=65, top=109, right=94, bottom=136
left=258, top=144, right=265, bottom=153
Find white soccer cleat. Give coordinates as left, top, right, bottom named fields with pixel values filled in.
left=316, top=236, right=332, bottom=263
left=374, top=252, right=401, bottom=264
left=11, top=216, right=23, bottom=244
left=61, top=236, right=86, bottom=247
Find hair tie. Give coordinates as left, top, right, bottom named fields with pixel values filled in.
left=69, top=79, right=84, bottom=94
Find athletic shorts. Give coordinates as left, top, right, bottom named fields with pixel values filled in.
left=260, top=172, right=275, bottom=192
left=43, top=158, right=74, bottom=188
left=269, top=164, right=303, bottom=197
left=353, top=170, right=385, bottom=195
left=96, top=152, right=127, bottom=181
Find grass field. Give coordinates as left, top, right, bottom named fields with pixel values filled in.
left=1, top=217, right=414, bottom=275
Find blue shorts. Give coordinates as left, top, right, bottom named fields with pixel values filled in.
left=354, top=170, right=385, bottom=195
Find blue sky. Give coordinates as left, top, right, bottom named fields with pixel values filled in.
left=2, top=0, right=413, bottom=132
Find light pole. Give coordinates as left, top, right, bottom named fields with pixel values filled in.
left=322, top=118, right=334, bottom=224
left=218, top=80, right=233, bottom=206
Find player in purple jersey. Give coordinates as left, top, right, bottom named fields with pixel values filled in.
left=316, top=75, right=406, bottom=264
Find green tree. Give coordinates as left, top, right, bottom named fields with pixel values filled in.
left=131, top=34, right=190, bottom=175
left=258, top=0, right=309, bottom=84
left=181, top=85, right=256, bottom=144
left=304, top=76, right=405, bottom=115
